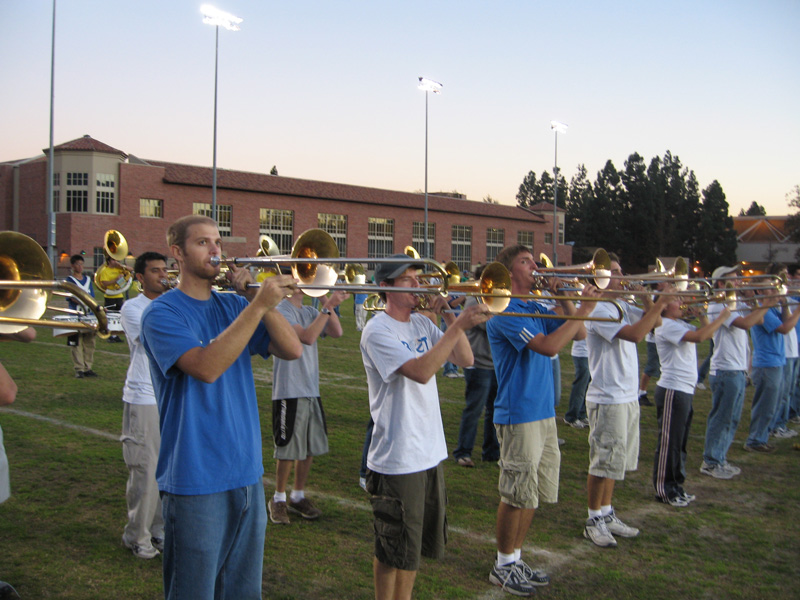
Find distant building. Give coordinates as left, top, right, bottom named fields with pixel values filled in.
left=733, top=215, right=799, bottom=271
left=0, top=135, right=572, bottom=277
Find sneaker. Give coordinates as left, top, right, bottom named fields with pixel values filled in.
left=789, top=416, right=800, bottom=424
left=657, top=494, right=690, bottom=507
left=268, top=498, right=291, bottom=524
left=83, top=370, right=98, bottom=378
left=772, top=428, right=794, bottom=439
left=563, top=418, right=586, bottom=429
left=680, top=491, right=696, bottom=503
left=722, top=462, right=741, bottom=476
left=151, top=537, right=164, bottom=552
left=288, top=497, right=322, bottom=520
left=786, top=428, right=799, bottom=438
left=74, top=371, right=85, bottom=379
left=603, top=509, right=639, bottom=537
left=743, top=442, right=776, bottom=453
left=122, top=536, right=159, bottom=559
left=583, top=515, right=617, bottom=547
left=580, top=418, right=590, bottom=427
left=638, top=394, right=653, bottom=407
left=456, top=456, right=475, bottom=468
left=516, top=559, right=550, bottom=586
left=444, top=372, right=460, bottom=379
left=0, top=581, right=20, bottom=599
left=489, top=561, right=536, bottom=596
left=696, top=382, right=707, bottom=390
left=359, top=477, right=367, bottom=492
left=700, top=461, right=734, bottom=479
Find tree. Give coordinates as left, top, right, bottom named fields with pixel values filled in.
left=783, top=185, right=800, bottom=249
left=483, top=195, right=499, bottom=204
left=516, top=171, right=538, bottom=208
left=270, top=165, right=278, bottom=176
left=565, top=164, right=593, bottom=248
left=620, top=152, right=657, bottom=271
left=738, top=201, right=766, bottom=216
left=694, top=180, right=738, bottom=272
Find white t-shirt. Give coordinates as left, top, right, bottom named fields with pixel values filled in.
left=785, top=326, right=798, bottom=360
left=585, top=302, right=643, bottom=405
left=571, top=338, right=588, bottom=358
left=655, top=318, right=697, bottom=394
left=360, top=311, right=447, bottom=475
left=121, top=293, right=157, bottom=405
left=708, top=302, right=749, bottom=373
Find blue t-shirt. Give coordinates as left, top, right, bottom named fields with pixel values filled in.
left=750, top=307, right=785, bottom=368
left=141, top=290, right=272, bottom=495
left=487, top=298, right=562, bottom=425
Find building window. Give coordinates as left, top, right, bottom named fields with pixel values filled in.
left=558, top=221, right=564, bottom=244
left=66, top=190, right=88, bottom=212
left=53, top=173, right=60, bottom=187
left=367, top=218, right=394, bottom=263
left=193, top=202, right=232, bottom=237
left=96, top=190, right=115, bottom=214
left=517, top=231, right=534, bottom=248
left=96, top=173, right=115, bottom=188
left=486, top=228, right=505, bottom=263
left=318, top=213, right=347, bottom=256
left=140, top=198, right=163, bottom=218
left=451, top=225, right=472, bottom=272
left=412, top=221, right=435, bottom=259
left=66, top=172, right=88, bottom=186
left=52, top=190, right=60, bottom=213
left=93, top=247, right=104, bottom=271
left=260, top=208, right=294, bottom=254
left=544, top=232, right=553, bottom=245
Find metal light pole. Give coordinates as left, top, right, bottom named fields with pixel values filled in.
left=418, top=77, right=442, bottom=260
left=201, top=5, right=242, bottom=223
left=46, top=0, right=57, bottom=271
left=550, top=120, right=568, bottom=265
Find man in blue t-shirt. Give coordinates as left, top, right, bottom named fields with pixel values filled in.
left=486, top=245, right=598, bottom=596
left=141, top=215, right=301, bottom=600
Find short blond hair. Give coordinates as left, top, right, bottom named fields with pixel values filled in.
left=167, top=215, right=217, bottom=250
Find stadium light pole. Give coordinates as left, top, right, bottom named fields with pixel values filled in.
left=550, top=120, right=568, bottom=265
left=46, top=0, right=57, bottom=271
left=418, top=77, right=442, bottom=260
left=201, top=4, right=242, bottom=223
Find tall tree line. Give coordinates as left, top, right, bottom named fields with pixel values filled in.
left=516, top=151, right=738, bottom=274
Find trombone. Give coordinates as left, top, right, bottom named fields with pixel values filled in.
left=0, top=231, right=110, bottom=338
left=538, top=248, right=613, bottom=289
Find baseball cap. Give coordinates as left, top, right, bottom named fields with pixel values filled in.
left=374, top=254, right=425, bottom=284
left=711, top=265, right=740, bottom=284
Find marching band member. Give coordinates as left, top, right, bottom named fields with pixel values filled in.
left=66, top=254, right=97, bottom=378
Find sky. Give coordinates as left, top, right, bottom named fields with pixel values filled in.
left=2, top=0, right=799, bottom=217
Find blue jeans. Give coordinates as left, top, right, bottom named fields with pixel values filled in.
left=703, top=370, right=746, bottom=466
left=359, top=418, right=374, bottom=479
left=771, top=357, right=798, bottom=431
left=565, top=356, right=590, bottom=423
left=792, top=361, right=800, bottom=419
left=746, top=366, right=783, bottom=447
left=161, top=482, right=267, bottom=600
left=552, top=355, right=561, bottom=408
left=697, top=339, right=714, bottom=383
left=453, top=368, right=499, bottom=461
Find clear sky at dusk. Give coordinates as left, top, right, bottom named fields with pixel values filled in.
left=2, top=0, right=798, bottom=217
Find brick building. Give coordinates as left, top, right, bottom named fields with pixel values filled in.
left=1, top=135, right=571, bottom=277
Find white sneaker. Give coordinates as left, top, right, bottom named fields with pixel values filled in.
left=772, top=428, right=794, bottom=439
left=700, top=461, right=734, bottom=479
left=584, top=515, right=617, bottom=547
left=722, top=462, right=741, bottom=476
left=603, top=509, right=639, bottom=537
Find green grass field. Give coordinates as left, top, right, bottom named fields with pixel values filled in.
left=1, top=298, right=798, bottom=599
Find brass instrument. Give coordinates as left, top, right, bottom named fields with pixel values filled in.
left=94, top=230, right=134, bottom=296
left=538, top=248, right=613, bottom=289
left=0, top=231, right=110, bottom=338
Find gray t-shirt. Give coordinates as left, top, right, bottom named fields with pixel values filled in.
left=271, top=300, right=324, bottom=400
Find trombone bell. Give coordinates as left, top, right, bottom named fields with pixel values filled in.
left=290, top=229, right=340, bottom=298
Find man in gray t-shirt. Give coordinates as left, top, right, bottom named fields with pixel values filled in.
left=267, top=289, right=348, bottom=525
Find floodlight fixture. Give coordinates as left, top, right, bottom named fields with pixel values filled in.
left=418, top=77, right=443, bottom=94
left=550, top=120, right=568, bottom=134
left=201, top=4, right=242, bottom=31
left=418, top=77, right=443, bottom=260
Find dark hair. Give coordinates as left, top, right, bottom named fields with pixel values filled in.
left=378, top=278, right=394, bottom=302
left=70, top=254, right=84, bottom=265
left=167, top=215, right=217, bottom=250
left=608, top=252, right=621, bottom=264
left=474, top=264, right=486, bottom=279
left=134, top=252, right=168, bottom=275
left=494, top=245, right=531, bottom=270
left=788, top=264, right=800, bottom=277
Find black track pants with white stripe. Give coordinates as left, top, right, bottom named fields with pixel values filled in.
left=653, top=386, right=694, bottom=501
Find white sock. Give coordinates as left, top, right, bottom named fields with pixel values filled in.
left=513, top=548, right=522, bottom=562
left=290, top=489, right=305, bottom=503
left=600, top=505, right=612, bottom=517
left=273, top=491, right=286, bottom=503
left=588, top=508, right=602, bottom=519
left=497, top=551, right=516, bottom=566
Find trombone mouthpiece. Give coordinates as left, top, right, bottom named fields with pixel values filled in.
left=210, top=256, right=222, bottom=267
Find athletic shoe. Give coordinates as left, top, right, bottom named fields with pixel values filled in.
left=488, top=561, right=536, bottom=596
left=0, top=581, right=20, bottom=600
left=122, top=536, right=159, bottom=559
left=638, top=394, right=653, bottom=407
left=359, top=477, right=367, bottom=492
left=83, top=370, right=98, bottom=378
left=444, top=372, right=460, bottom=379
left=789, top=416, right=800, bottom=424
left=785, top=428, right=799, bottom=438
left=722, top=462, right=741, bottom=476
left=743, top=442, right=776, bottom=453
left=268, top=499, right=291, bottom=524
left=603, top=509, right=639, bottom=537
left=656, top=495, right=690, bottom=507
left=679, top=490, right=696, bottom=503
left=700, top=461, right=734, bottom=479
left=516, top=559, right=550, bottom=586
left=580, top=418, right=590, bottom=427
left=151, top=537, right=164, bottom=552
left=456, top=456, right=475, bottom=468
left=288, top=497, right=322, bottom=520
left=584, top=515, right=617, bottom=547
left=74, top=371, right=84, bottom=379
left=563, top=418, right=586, bottom=429
left=772, top=428, right=794, bottom=439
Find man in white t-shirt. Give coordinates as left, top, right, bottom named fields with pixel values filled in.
left=653, top=294, right=729, bottom=506
left=583, top=254, right=669, bottom=548
left=360, top=254, right=490, bottom=600
left=120, top=251, right=170, bottom=559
